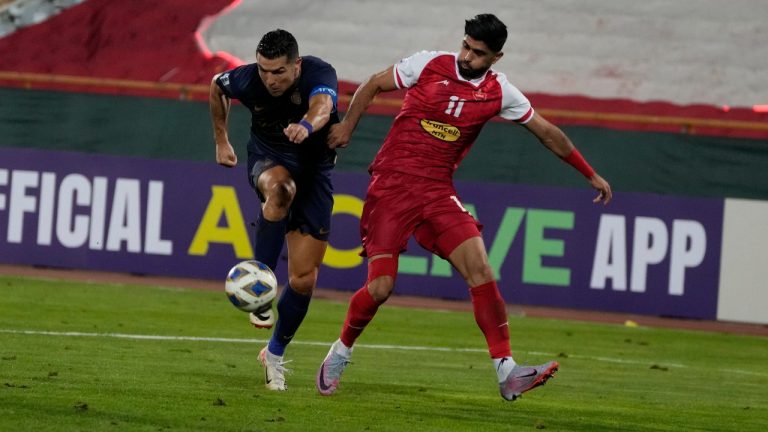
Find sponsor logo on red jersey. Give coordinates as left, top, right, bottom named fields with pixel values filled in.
left=420, top=119, right=461, bottom=142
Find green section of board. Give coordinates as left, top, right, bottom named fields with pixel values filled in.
left=2, top=87, right=767, bottom=199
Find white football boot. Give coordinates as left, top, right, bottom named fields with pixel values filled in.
left=249, top=302, right=275, bottom=329
left=258, top=346, right=290, bottom=391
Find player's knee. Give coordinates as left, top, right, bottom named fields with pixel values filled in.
left=465, top=261, right=495, bottom=287
left=366, top=255, right=397, bottom=302
left=263, top=181, right=295, bottom=218
left=367, top=276, right=394, bottom=302
left=271, top=181, right=296, bottom=206
left=288, top=267, right=318, bottom=294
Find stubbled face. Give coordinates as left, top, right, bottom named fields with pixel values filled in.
left=256, top=54, right=301, bottom=96
left=457, top=35, right=503, bottom=80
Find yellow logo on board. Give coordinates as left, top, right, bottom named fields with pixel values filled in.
left=420, top=119, right=460, bottom=142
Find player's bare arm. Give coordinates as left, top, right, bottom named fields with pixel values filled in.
left=328, top=67, right=398, bottom=149
left=523, top=113, right=613, bottom=204
left=284, top=93, right=334, bottom=144
left=209, top=73, right=237, bottom=167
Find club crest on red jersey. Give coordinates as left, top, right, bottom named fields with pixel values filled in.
left=473, top=90, right=487, bottom=101
left=420, top=119, right=460, bottom=142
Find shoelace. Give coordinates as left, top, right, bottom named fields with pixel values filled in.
left=266, top=359, right=292, bottom=388
left=269, top=358, right=293, bottom=375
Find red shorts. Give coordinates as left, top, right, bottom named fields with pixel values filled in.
left=360, top=171, right=482, bottom=258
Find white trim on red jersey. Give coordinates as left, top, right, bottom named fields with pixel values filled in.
left=393, top=50, right=534, bottom=123
left=394, top=51, right=495, bottom=89
left=393, top=50, right=447, bottom=89
left=495, top=72, right=534, bottom=124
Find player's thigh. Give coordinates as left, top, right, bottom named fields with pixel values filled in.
left=286, top=230, right=327, bottom=270
left=413, top=192, right=483, bottom=259
left=446, top=236, right=494, bottom=285
left=287, top=168, right=333, bottom=241
left=285, top=230, right=327, bottom=291
left=360, top=172, right=423, bottom=257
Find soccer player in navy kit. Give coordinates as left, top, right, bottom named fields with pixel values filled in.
left=209, top=29, right=339, bottom=391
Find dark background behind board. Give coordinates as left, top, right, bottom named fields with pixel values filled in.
left=2, top=87, right=767, bottom=200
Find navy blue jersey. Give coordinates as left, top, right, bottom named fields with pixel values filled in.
left=216, top=56, right=340, bottom=161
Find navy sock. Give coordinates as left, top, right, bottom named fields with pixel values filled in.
left=254, top=211, right=287, bottom=271
left=268, top=283, right=312, bottom=356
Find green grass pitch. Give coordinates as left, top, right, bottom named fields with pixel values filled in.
left=1, top=276, right=766, bottom=431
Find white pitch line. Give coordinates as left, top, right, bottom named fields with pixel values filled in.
left=0, top=329, right=272, bottom=344
left=718, top=368, right=767, bottom=377
left=0, top=328, right=484, bottom=351
left=5, top=328, right=765, bottom=377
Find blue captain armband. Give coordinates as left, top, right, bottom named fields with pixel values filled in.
left=309, top=86, right=338, bottom=107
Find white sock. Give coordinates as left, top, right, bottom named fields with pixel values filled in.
left=493, top=357, right=516, bottom=382
left=333, top=339, right=353, bottom=358
left=265, top=347, right=283, bottom=362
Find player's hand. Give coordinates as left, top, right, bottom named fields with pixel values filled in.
left=589, top=174, right=612, bottom=205
left=284, top=122, right=310, bottom=144
left=327, top=122, right=352, bottom=149
left=216, top=141, right=237, bottom=167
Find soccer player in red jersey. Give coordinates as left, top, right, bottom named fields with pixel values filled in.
left=316, top=14, right=612, bottom=401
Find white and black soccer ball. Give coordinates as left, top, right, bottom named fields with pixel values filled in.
left=224, top=260, right=277, bottom=312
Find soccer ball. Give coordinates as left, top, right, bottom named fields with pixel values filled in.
left=224, top=260, right=277, bottom=313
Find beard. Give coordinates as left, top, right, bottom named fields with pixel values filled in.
left=457, top=61, right=489, bottom=80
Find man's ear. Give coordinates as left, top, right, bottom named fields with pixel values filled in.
left=491, top=51, right=504, bottom=65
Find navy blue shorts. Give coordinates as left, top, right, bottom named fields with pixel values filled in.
left=247, top=138, right=335, bottom=241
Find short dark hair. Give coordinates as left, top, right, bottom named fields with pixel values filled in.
left=464, top=14, right=507, bottom=53
left=256, top=29, right=299, bottom=61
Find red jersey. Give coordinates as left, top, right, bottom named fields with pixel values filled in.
left=369, top=51, right=534, bottom=180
